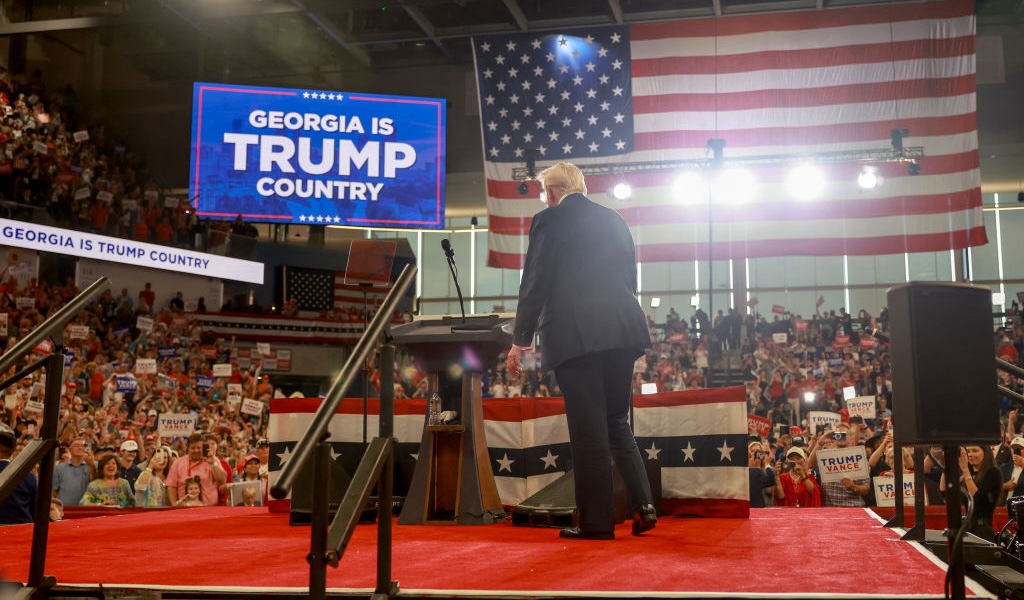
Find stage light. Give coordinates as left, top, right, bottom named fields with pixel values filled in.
left=517, top=181, right=529, bottom=195
left=650, top=297, right=661, bottom=308
left=907, top=161, right=921, bottom=176
left=804, top=391, right=816, bottom=404
left=785, top=164, right=826, bottom=200
left=712, top=167, right=757, bottom=203
left=640, top=382, right=658, bottom=395
left=671, top=171, right=707, bottom=204
left=610, top=181, right=633, bottom=201
left=857, top=166, right=880, bottom=190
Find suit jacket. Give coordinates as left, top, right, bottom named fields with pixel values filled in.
left=513, top=192, right=651, bottom=370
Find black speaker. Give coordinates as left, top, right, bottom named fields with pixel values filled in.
left=289, top=458, right=351, bottom=525
left=888, top=282, right=999, bottom=445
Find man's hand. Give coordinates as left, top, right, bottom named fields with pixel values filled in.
left=505, top=346, right=525, bottom=378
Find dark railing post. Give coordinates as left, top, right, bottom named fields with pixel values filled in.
left=374, top=344, right=396, bottom=600
left=308, top=439, right=330, bottom=600
left=28, top=341, right=66, bottom=589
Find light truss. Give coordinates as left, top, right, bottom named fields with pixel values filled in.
left=510, top=146, right=925, bottom=181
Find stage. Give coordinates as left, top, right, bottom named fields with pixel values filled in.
left=0, top=506, right=996, bottom=599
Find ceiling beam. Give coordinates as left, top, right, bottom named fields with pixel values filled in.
left=396, top=0, right=451, bottom=58
left=608, top=0, right=624, bottom=24
left=291, top=0, right=372, bottom=68
left=501, top=0, right=529, bottom=31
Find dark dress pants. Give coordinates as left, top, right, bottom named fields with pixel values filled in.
left=555, top=348, right=654, bottom=533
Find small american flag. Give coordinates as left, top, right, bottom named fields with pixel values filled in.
left=282, top=266, right=334, bottom=311
left=282, top=266, right=390, bottom=312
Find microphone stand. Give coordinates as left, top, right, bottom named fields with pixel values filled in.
left=443, top=242, right=492, bottom=331
left=443, top=248, right=467, bottom=324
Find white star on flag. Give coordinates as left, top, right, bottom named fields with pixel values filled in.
left=718, top=440, right=734, bottom=462
left=276, top=444, right=293, bottom=468
left=681, top=441, right=696, bottom=463
left=496, top=452, right=515, bottom=473
left=540, top=449, right=559, bottom=470
left=644, top=442, right=661, bottom=461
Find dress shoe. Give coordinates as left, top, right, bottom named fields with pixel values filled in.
left=559, top=527, right=614, bottom=540
left=632, top=504, right=657, bottom=536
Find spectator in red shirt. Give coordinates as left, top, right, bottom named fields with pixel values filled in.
left=138, top=282, right=155, bottom=316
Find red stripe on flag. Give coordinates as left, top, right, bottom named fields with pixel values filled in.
left=629, top=0, right=972, bottom=40
left=634, top=226, right=988, bottom=262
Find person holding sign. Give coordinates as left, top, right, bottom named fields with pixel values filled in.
left=942, top=445, right=1002, bottom=542
left=807, top=421, right=870, bottom=506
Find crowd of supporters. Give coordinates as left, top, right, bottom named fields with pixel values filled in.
left=0, top=70, right=257, bottom=254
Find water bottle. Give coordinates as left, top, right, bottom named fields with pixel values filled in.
left=428, top=391, right=442, bottom=425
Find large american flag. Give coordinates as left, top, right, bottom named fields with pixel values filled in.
left=267, top=388, right=749, bottom=517
left=474, top=0, right=986, bottom=269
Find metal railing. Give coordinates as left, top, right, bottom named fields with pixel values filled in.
left=271, top=263, right=415, bottom=600
left=0, top=276, right=110, bottom=599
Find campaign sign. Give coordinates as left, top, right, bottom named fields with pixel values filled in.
left=115, top=374, right=138, bottom=394
left=772, top=332, right=787, bottom=344
left=808, top=411, right=842, bottom=433
left=136, top=316, right=153, bottom=332
left=212, top=363, right=232, bottom=378
left=747, top=414, right=771, bottom=439
left=241, top=398, right=263, bottom=416
left=189, top=82, right=446, bottom=229
left=816, top=446, right=869, bottom=484
left=135, top=358, right=157, bottom=374
left=196, top=375, right=214, bottom=390
left=69, top=324, right=89, bottom=339
left=158, top=413, right=197, bottom=438
left=846, top=396, right=877, bottom=421
left=26, top=399, right=44, bottom=413
left=873, top=475, right=918, bottom=506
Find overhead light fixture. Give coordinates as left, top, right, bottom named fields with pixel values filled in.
left=610, top=181, right=632, bottom=201
left=785, top=164, right=826, bottom=201
left=672, top=171, right=707, bottom=204
left=712, top=167, right=757, bottom=203
left=907, top=161, right=921, bottom=176
left=857, top=166, right=880, bottom=190
left=517, top=181, right=529, bottom=195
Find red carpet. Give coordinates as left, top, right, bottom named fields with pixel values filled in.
left=0, top=507, right=993, bottom=598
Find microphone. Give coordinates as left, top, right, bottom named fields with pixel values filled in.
left=441, top=238, right=468, bottom=323
left=863, top=327, right=890, bottom=344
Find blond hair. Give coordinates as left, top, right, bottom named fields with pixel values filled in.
left=537, top=162, right=587, bottom=196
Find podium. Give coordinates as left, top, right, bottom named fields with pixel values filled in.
left=392, top=314, right=513, bottom=525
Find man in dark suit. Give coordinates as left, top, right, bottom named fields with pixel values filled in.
left=505, top=162, right=656, bottom=540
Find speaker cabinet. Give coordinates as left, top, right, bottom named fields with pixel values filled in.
left=888, top=282, right=999, bottom=446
